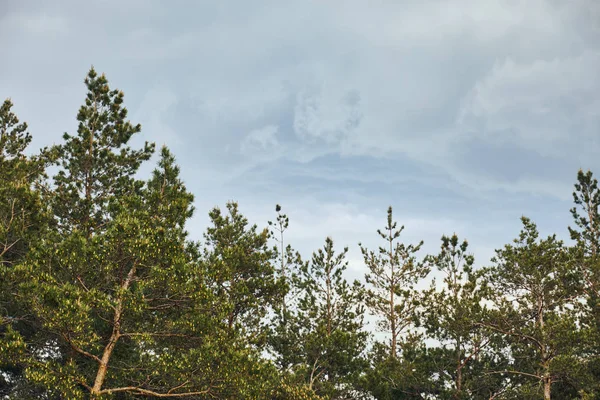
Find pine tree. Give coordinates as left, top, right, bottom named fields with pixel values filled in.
left=0, top=99, right=47, bottom=266
left=3, top=70, right=258, bottom=398
left=295, top=237, right=367, bottom=399
left=202, top=201, right=283, bottom=343
left=423, top=234, right=503, bottom=399
left=482, top=217, right=583, bottom=400
left=568, top=169, right=600, bottom=397
left=267, top=204, right=305, bottom=372
left=51, top=67, right=154, bottom=238
left=0, top=99, right=50, bottom=398
left=363, top=334, right=433, bottom=400
left=359, top=206, right=429, bottom=359
left=10, top=146, right=236, bottom=398
left=570, top=169, right=600, bottom=257
left=268, top=204, right=304, bottom=316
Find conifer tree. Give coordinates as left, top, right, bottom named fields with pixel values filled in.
left=11, top=67, right=600, bottom=398
left=3, top=70, right=262, bottom=398
left=362, top=333, right=433, bottom=399
left=482, top=217, right=583, bottom=400
left=0, top=99, right=47, bottom=266
left=359, top=206, right=428, bottom=359
left=570, top=169, right=600, bottom=257
left=268, top=204, right=304, bottom=315
left=0, top=99, right=49, bottom=398
left=423, top=234, right=503, bottom=399
left=51, top=67, right=154, bottom=237
left=202, top=202, right=283, bottom=344
left=295, top=237, right=367, bottom=399
left=267, top=204, right=305, bottom=372
left=568, top=169, right=600, bottom=397
left=9, top=146, right=237, bottom=398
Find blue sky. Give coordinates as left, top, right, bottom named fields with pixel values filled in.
left=1, top=0, right=599, bottom=282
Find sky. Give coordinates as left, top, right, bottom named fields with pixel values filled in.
left=1, top=0, right=600, bottom=283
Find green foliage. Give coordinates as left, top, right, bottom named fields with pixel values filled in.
left=570, top=169, right=600, bottom=256
left=294, top=237, right=368, bottom=398
left=14, top=149, right=221, bottom=398
left=5, top=68, right=600, bottom=399
left=271, top=379, right=325, bottom=400
left=0, top=99, right=48, bottom=267
left=0, top=99, right=51, bottom=398
left=569, top=169, right=600, bottom=397
left=360, top=206, right=429, bottom=359
left=51, top=67, right=154, bottom=237
left=362, top=339, right=433, bottom=400
left=267, top=204, right=306, bottom=371
left=483, top=217, right=584, bottom=399
left=202, top=201, right=283, bottom=344
left=422, top=234, right=503, bottom=399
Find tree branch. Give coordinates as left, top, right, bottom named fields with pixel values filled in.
left=61, top=333, right=102, bottom=364
left=98, top=386, right=212, bottom=397
left=485, top=370, right=541, bottom=380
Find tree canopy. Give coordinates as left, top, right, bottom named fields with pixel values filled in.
left=0, top=68, right=597, bottom=400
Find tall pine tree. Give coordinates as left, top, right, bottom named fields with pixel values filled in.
left=4, top=70, right=251, bottom=398
left=267, top=204, right=305, bottom=372
left=359, top=206, right=428, bottom=359
left=482, top=218, right=583, bottom=400
left=51, top=67, right=154, bottom=238
left=568, top=169, right=600, bottom=397
left=0, top=99, right=48, bottom=267
left=423, top=234, right=504, bottom=399
left=201, top=201, right=283, bottom=343
left=0, top=99, right=50, bottom=398
left=12, top=145, right=248, bottom=398
left=295, top=237, right=367, bottom=399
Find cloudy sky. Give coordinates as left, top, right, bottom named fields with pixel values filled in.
left=1, top=0, right=599, bottom=281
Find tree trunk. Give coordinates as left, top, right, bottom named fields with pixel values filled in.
left=538, top=298, right=551, bottom=400
left=543, top=375, right=551, bottom=400
left=587, top=198, right=598, bottom=256
left=84, top=103, right=96, bottom=239
left=455, top=367, right=462, bottom=399
left=455, top=344, right=462, bottom=399
left=389, top=234, right=396, bottom=359
left=326, top=271, right=332, bottom=337
left=91, top=265, right=136, bottom=396
left=280, top=227, right=287, bottom=315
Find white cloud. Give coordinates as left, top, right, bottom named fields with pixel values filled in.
left=6, top=0, right=593, bottom=199
left=3, top=0, right=598, bottom=259
left=293, top=86, right=362, bottom=144
left=457, top=51, right=600, bottom=158
left=240, top=125, right=281, bottom=159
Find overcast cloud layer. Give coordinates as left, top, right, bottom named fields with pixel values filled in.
left=2, top=0, right=599, bottom=279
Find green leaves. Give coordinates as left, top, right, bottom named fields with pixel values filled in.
left=422, top=234, right=494, bottom=399
left=6, top=68, right=600, bottom=399
left=483, top=217, right=584, bottom=399
left=0, top=99, right=31, bottom=159
left=51, top=67, right=155, bottom=237
left=570, top=169, right=600, bottom=256
left=2, top=69, right=275, bottom=399
left=0, top=98, right=52, bottom=398
left=360, top=206, right=429, bottom=359
left=0, top=99, right=48, bottom=267
left=294, top=237, right=368, bottom=398
left=202, top=201, right=281, bottom=338
left=568, top=170, right=600, bottom=397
